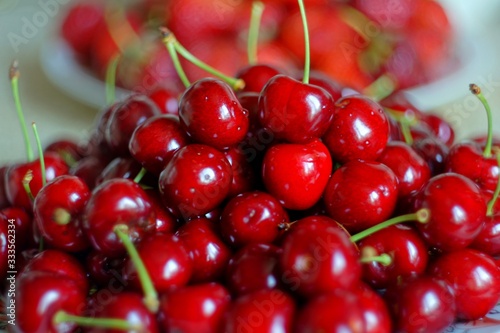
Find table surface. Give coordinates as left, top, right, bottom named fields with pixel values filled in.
left=1, top=1, right=500, bottom=165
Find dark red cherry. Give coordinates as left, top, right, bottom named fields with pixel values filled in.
left=223, top=289, right=296, bottom=333
left=147, top=84, right=180, bottom=115
left=95, top=156, right=143, bottom=186
left=105, top=94, right=160, bottom=156
left=0, top=216, right=9, bottom=279
left=123, top=233, right=192, bottom=293
left=33, top=175, right=90, bottom=252
left=258, top=74, right=334, bottom=143
left=1, top=207, right=32, bottom=251
left=70, top=155, right=108, bottom=190
left=178, top=78, right=249, bottom=150
left=358, top=225, right=428, bottom=289
left=236, top=64, right=282, bottom=93
left=83, top=178, right=156, bottom=257
left=144, top=189, right=179, bottom=234
left=220, top=191, right=288, bottom=248
left=428, top=248, right=500, bottom=320
left=0, top=166, right=9, bottom=209
left=225, top=243, right=282, bottom=296
left=85, top=250, right=127, bottom=287
left=384, top=276, right=456, bottom=333
left=175, top=217, right=231, bottom=283
left=471, top=214, right=500, bottom=256
left=159, top=283, right=231, bottom=333
left=412, top=136, right=449, bottom=176
left=262, top=139, right=332, bottom=210
left=158, top=144, right=232, bottom=220
left=279, top=216, right=361, bottom=297
left=414, top=173, right=486, bottom=251
left=323, top=160, right=399, bottom=233
left=323, top=94, right=390, bottom=163
left=223, top=146, right=258, bottom=198
left=44, top=138, right=83, bottom=166
left=129, top=114, right=189, bottom=176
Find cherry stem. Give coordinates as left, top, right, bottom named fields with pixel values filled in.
left=32, top=123, right=46, bottom=186
left=470, top=84, right=493, bottom=158
left=114, top=224, right=159, bottom=313
left=22, top=170, right=35, bottom=202
left=360, top=253, right=392, bottom=266
left=247, top=1, right=265, bottom=65
left=350, top=208, right=430, bottom=243
left=297, top=0, right=310, bottom=84
left=10, top=61, right=34, bottom=162
left=133, top=167, right=147, bottom=184
left=53, top=310, right=141, bottom=331
left=338, top=5, right=373, bottom=42
left=160, top=28, right=191, bottom=88
left=53, top=208, right=71, bottom=225
left=162, top=29, right=245, bottom=90
left=363, top=73, right=397, bottom=102
left=105, top=55, right=120, bottom=105
left=487, top=153, right=500, bottom=216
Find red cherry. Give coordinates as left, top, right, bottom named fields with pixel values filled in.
left=262, top=139, right=332, bottom=210
left=33, top=175, right=90, bottom=252
left=178, top=78, right=249, bottom=150
left=158, top=144, right=232, bottom=219
left=220, top=191, right=289, bottom=248
left=0, top=166, right=9, bottom=209
left=175, top=217, right=231, bottom=283
left=429, top=248, right=500, bottom=320
left=129, top=114, right=190, bottom=176
left=420, top=113, right=455, bottom=147
left=279, top=216, right=361, bottom=297
left=323, top=160, right=399, bottom=233
left=412, top=136, right=449, bottom=176
left=159, top=282, right=231, bottom=333
left=258, top=74, right=334, bottom=144
left=95, top=156, right=146, bottom=187
left=147, top=84, right=180, bottom=115
left=236, top=64, right=282, bottom=93
left=123, top=233, right=192, bottom=293
left=0, top=216, right=9, bottom=280
left=471, top=213, right=500, bottom=256
left=414, top=173, right=486, bottom=251
left=70, top=155, right=109, bottom=190
left=83, top=178, right=156, bottom=257
left=354, top=283, right=393, bottom=333
left=85, top=250, right=126, bottom=287
left=44, top=138, right=83, bottom=166
left=223, top=146, right=258, bottom=198
left=323, top=94, right=390, bottom=163
left=144, top=188, right=179, bottom=234
left=1, top=207, right=32, bottom=251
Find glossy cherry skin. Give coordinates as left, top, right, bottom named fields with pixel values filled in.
left=220, top=191, right=288, bottom=248
left=44, top=138, right=83, bottom=166
left=384, top=276, right=456, bottom=333
left=470, top=214, right=500, bottom=256
left=82, top=178, right=156, bottom=257
left=262, top=139, right=332, bottom=210
left=123, top=233, right=192, bottom=293
left=414, top=173, right=486, bottom=252
left=19, top=249, right=89, bottom=294
left=412, top=136, right=449, bottom=176
left=158, top=144, right=232, bottom=220
left=33, top=175, right=90, bottom=252
left=225, top=243, right=283, bottom=296
left=323, top=94, right=390, bottom=164
left=144, top=189, right=179, bottom=234
left=354, top=283, right=393, bottom=333
left=178, top=78, right=249, bottom=150
left=428, top=248, right=500, bottom=320
left=175, top=217, right=231, bottom=283
left=323, top=160, right=399, bottom=233
left=87, top=292, right=160, bottom=333
left=1, top=207, right=32, bottom=251
left=279, top=216, right=361, bottom=298
left=159, top=283, right=231, bottom=333
left=258, top=74, right=334, bottom=144
left=223, top=289, right=296, bottom=333
left=129, top=114, right=189, bottom=176
left=105, top=94, right=160, bottom=156
left=11, top=271, right=87, bottom=333
left=236, top=64, right=282, bottom=94
left=69, top=155, right=108, bottom=190
left=445, top=142, right=499, bottom=192
left=4, top=152, right=69, bottom=210
left=147, top=85, right=180, bottom=115
left=358, top=225, right=428, bottom=289
left=95, top=157, right=143, bottom=186
left=377, top=141, right=431, bottom=199
left=223, top=146, right=258, bottom=198
left=420, top=113, right=455, bottom=147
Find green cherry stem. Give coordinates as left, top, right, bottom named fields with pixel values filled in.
left=297, top=0, right=311, bottom=84
left=350, top=208, right=430, bottom=243
left=22, top=170, right=35, bottom=202
left=247, top=1, right=265, bottom=65
left=105, top=55, right=120, bottom=105
left=487, top=153, right=500, bottom=216
left=53, top=310, right=141, bottom=331
left=133, top=167, right=148, bottom=184
left=32, top=122, right=46, bottom=186
left=10, top=61, right=34, bottom=162
left=360, top=251, right=392, bottom=266
left=160, top=27, right=191, bottom=88
left=470, top=83, right=494, bottom=158
left=362, top=73, right=397, bottom=102
left=114, top=224, right=159, bottom=313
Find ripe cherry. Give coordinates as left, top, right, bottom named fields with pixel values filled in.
left=236, top=64, right=282, bottom=93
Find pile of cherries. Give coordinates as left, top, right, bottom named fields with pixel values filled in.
left=3, top=1, right=500, bottom=332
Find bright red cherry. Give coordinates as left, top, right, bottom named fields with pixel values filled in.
left=258, top=74, right=334, bottom=144
left=323, top=160, right=399, bottom=233
left=236, top=64, right=282, bottom=94
left=159, top=283, right=231, bottom=333
left=147, top=84, right=180, bottom=115
left=354, top=283, right=393, bottom=333
left=323, top=94, right=390, bottom=164
left=428, top=248, right=500, bottom=320
left=178, top=78, right=249, bottom=150
left=144, top=188, right=179, bottom=234
left=44, top=138, right=83, bottom=166
left=262, top=139, right=332, bottom=210
left=158, top=144, right=232, bottom=220
left=471, top=213, right=500, bottom=256
left=33, top=175, right=90, bottom=252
